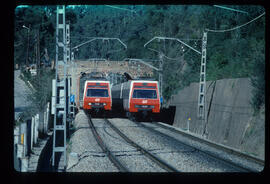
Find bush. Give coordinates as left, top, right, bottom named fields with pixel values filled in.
left=249, top=38, right=265, bottom=112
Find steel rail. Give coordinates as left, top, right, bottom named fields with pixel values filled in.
left=136, top=120, right=263, bottom=172
left=154, top=122, right=265, bottom=168
left=87, top=115, right=129, bottom=172
left=104, top=119, right=179, bottom=172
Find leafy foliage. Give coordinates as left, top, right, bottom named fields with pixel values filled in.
left=14, top=5, right=265, bottom=110
left=249, top=38, right=265, bottom=112
left=24, top=69, right=55, bottom=111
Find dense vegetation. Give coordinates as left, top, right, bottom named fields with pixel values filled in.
left=18, top=68, right=55, bottom=120
left=14, top=5, right=265, bottom=111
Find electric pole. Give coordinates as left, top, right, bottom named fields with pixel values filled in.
left=144, top=36, right=201, bottom=106
left=36, top=29, right=40, bottom=76
left=52, top=5, right=68, bottom=169
left=23, top=24, right=31, bottom=67
left=159, top=53, right=164, bottom=100
left=197, top=32, right=207, bottom=121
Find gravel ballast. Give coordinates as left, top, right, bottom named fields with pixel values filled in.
left=145, top=122, right=264, bottom=172
left=91, top=118, right=166, bottom=172
left=66, top=112, right=262, bottom=172
left=108, top=118, right=249, bottom=172
left=66, top=111, right=118, bottom=172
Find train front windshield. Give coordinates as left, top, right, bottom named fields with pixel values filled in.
left=87, top=88, right=109, bottom=97
left=132, top=89, right=157, bottom=99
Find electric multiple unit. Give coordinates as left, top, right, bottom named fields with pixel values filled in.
left=83, top=80, right=112, bottom=111
left=111, top=80, right=160, bottom=113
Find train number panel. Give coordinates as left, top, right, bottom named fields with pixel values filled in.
left=129, top=81, right=160, bottom=113
left=83, top=80, right=112, bottom=111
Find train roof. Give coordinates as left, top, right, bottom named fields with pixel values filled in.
left=131, top=80, right=158, bottom=83
left=85, top=80, right=110, bottom=83
left=132, top=78, right=156, bottom=81
left=115, top=80, right=158, bottom=85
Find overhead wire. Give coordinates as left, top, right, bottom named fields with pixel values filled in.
left=213, top=5, right=249, bottom=14
left=105, top=5, right=137, bottom=14
left=206, top=12, right=265, bottom=33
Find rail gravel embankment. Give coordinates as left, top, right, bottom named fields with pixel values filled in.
left=146, top=122, right=264, bottom=172
left=108, top=118, right=252, bottom=172
left=91, top=118, right=166, bottom=172
left=66, top=111, right=118, bottom=172
left=66, top=111, right=262, bottom=172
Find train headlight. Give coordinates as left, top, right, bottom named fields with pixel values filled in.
left=88, top=103, right=92, bottom=105
left=103, top=103, right=106, bottom=105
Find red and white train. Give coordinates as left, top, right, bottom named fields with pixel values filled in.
left=111, top=80, right=160, bottom=115
left=83, top=80, right=112, bottom=111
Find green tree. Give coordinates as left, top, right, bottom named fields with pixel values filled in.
left=249, top=38, right=265, bottom=112
left=14, top=6, right=56, bottom=67
left=25, top=69, right=55, bottom=115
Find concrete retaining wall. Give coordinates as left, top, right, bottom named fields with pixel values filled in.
left=169, top=78, right=264, bottom=158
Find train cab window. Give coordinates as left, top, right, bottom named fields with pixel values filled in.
left=87, top=88, right=109, bottom=97
left=132, top=89, right=157, bottom=99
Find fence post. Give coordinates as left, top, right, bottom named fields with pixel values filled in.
left=38, top=111, right=44, bottom=135
left=43, top=110, right=46, bottom=134
left=45, top=102, right=50, bottom=133
left=47, top=102, right=50, bottom=127
left=34, top=114, right=39, bottom=144
left=31, top=117, right=34, bottom=150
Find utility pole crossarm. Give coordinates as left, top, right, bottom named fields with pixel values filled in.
left=144, top=37, right=158, bottom=48
left=113, top=38, right=127, bottom=49
left=71, top=38, right=97, bottom=50
left=174, top=38, right=201, bottom=55
left=144, top=36, right=201, bottom=55
left=71, top=37, right=127, bottom=50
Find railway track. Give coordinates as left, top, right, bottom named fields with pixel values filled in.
left=87, top=115, right=179, bottom=172
left=154, top=122, right=264, bottom=167
left=131, top=119, right=264, bottom=172
left=70, top=110, right=263, bottom=172
left=87, top=115, right=129, bottom=172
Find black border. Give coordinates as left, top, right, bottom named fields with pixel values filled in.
left=8, top=0, right=269, bottom=183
